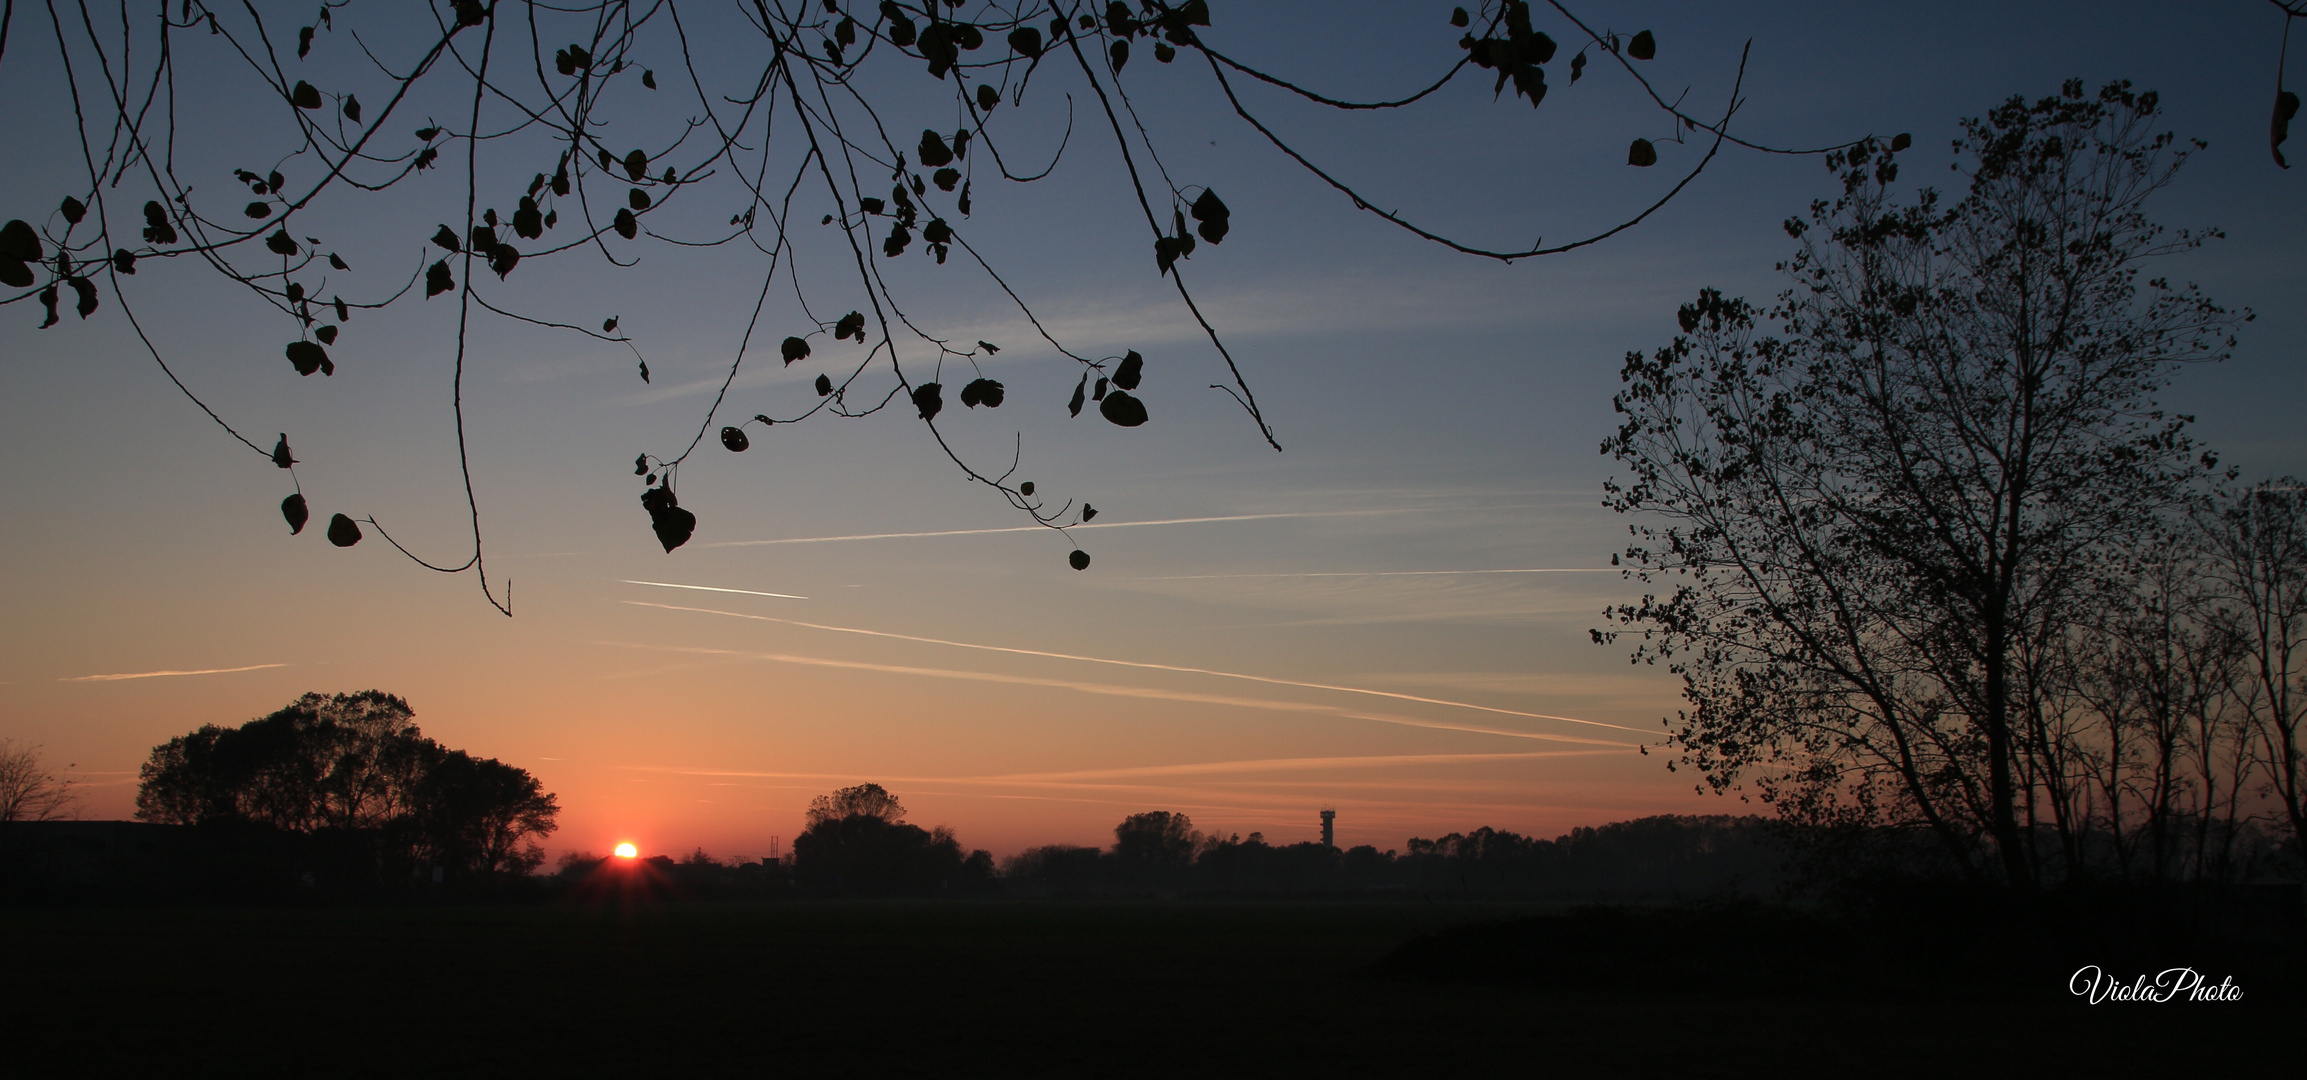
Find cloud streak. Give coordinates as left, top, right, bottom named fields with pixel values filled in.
left=61, top=663, right=287, bottom=683
left=607, top=642, right=1337, bottom=715
left=620, top=600, right=1654, bottom=735
left=599, top=641, right=1634, bottom=747
left=979, top=750, right=1618, bottom=782
left=623, top=580, right=808, bottom=600
left=631, top=749, right=1618, bottom=788
left=1141, top=568, right=1618, bottom=580
left=696, top=509, right=1409, bottom=548
left=616, top=760, right=1649, bottom=829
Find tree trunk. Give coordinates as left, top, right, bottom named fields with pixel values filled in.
left=1983, top=607, right=2032, bottom=888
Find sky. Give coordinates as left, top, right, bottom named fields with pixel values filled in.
left=3, top=1, right=2302, bottom=862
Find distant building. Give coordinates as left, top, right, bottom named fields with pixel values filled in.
left=1320, top=809, right=1336, bottom=851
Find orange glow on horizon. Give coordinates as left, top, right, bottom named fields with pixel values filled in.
left=613, top=842, right=638, bottom=859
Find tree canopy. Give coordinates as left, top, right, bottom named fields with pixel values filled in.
left=791, top=782, right=990, bottom=892
left=1598, top=81, right=2305, bottom=888
left=1110, top=808, right=1197, bottom=873
left=135, top=690, right=560, bottom=876
left=804, top=781, right=907, bottom=826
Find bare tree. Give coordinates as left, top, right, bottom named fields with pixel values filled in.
left=2054, top=525, right=2256, bottom=884
left=2197, top=479, right=2307, bottom=865
left=0, top=739, right=80, bottom=831
left=1598, top=82, right=2246, bottom=887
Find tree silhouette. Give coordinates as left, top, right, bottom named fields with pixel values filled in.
left=804, top=781, right=906, bottom=827
left=1, top=1, right=1865, bottom=612
left=2195, top=479, right=2307, bottom=865
left=136, top=691, right=429, bottom=831
left=0, top=739, right=80, bottom=832
left=411, top=746, right=561, bottom=874
left=791, top=782, right=983, bottom=893
left=1600, top=82, right=2251, bottom=888
left=135, top=690, right=559, bottom=877
left=1110, top=808, right=1197, bottom=877
left=2272, top=1, right=2305, bottom=166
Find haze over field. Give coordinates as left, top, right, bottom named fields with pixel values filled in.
left=3, top=0, right=2301, bottom=860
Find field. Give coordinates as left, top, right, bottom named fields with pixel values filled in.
left=3, top=898, right=2287, bottom=1077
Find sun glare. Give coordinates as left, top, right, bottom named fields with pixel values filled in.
left=613, top=842, right=638, bottom=859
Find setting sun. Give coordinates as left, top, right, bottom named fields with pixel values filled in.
left=613, top=843, right=638, bottom=859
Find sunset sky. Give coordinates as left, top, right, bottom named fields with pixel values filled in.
left=4, top=1, right=2301, bottom=861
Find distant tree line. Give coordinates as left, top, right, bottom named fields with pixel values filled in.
left=572, top=787, right=1789, bottom=900
left=1002, top=810, right=1788, bottom=898
left=134, top=691, right=559, bottom=884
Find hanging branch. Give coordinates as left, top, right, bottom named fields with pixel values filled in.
left=2, top=0, right=1876, bottom=610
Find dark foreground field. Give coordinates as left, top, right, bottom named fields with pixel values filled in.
left=3, top=898, right=2289, bottom=1077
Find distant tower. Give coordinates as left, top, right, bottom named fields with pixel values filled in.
left=1320, top=808, right=1336, bottom=850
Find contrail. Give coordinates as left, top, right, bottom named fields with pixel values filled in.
left=1329, top=711, right=1636, bottom=744
left=611, top=766, right=1376, bottom=817
left=696, top=509, right=1406, bottom=547
left=62, top=663, right=287, bottom=682
left=624, top=580, right=807, bottom=600
left=621, top=600, right=1654, bottom=735
left=630, top=750, right=1613, bottom=785
left=602, top=640, right=1637, bottom=746
left=981, top=750, right=1618, bottom=782
left=603, top=642, right=1338, bottom=715
left=1142, top=568, right=1618, bottom=580
left=614, top=764, right=1638, bottom=823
